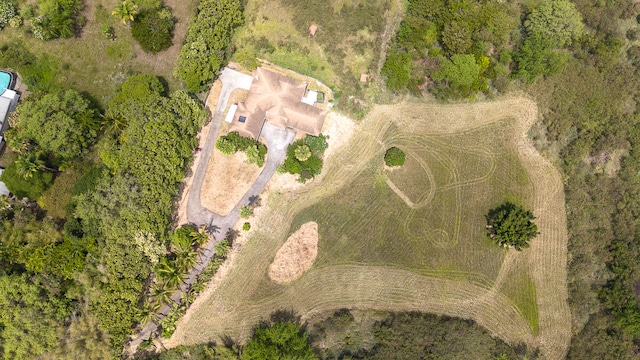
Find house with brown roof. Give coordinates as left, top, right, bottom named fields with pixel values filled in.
left=229, top=67, right=326, bottom=141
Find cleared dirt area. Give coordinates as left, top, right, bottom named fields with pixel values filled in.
left=168, top=96, right=570, bottom=360
left=268, top=222, right=319, bottom=284
left=200, top=150, right=263, bottom=216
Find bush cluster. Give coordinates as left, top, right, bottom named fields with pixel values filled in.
left=131, top=7, right=174, bottom=53
left=30, top=0, right=84, bottom=40
left=0, top=1, right=16, bottom=29
left=215, top=131, right=267, bottom=166
left=384, top=147, right=406, bottom=167
left=281, top=134, right=328, bottom=182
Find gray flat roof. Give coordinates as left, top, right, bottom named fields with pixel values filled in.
left=0, top=96, right=10, bottom=133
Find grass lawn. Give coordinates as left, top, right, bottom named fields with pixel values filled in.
left=232, top=0, right=400, bottom=117
left=167, top=97, right=570, bottom=358
left=0, top=0, right=197, bottom=108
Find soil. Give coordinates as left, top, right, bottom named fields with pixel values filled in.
left=200, top=150, right=263, bottom=216
left=268, top=222, right=318, bottom=284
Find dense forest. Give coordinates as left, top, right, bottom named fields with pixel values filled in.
left=382, top=0, right=640, bottom=357
left=0, top=0, right=241, bottom=358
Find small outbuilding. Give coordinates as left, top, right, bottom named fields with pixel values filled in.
left=309, top=24, right=317, bottom=36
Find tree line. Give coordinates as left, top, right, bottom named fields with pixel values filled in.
left=0, top=0, right=245, bottom=356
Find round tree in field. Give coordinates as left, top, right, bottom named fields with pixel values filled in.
left=486, top=202, right=538, bottom=251
left=384, top=147, right=406, bottom=167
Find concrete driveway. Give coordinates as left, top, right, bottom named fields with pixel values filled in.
left=125, top=69, right=295, bottom=355
left=187, top=68, right=253, bottom=226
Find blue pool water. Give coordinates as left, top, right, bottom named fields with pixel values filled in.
left=0, top=71, right=10, bottom=94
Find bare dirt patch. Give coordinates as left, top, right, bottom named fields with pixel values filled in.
left=206, top=80, right=223, bottom=111
left=268, top=222, right=319, bottom=284
left=321, top=112, right=356, bottom=161
left=200, top=150, right=263, bottom=216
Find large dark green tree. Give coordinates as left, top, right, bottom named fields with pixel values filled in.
left=13, top=89, right=99, bottom=161
left=524, top=0, right=584, bottom=48
left=486, top=202, right=538, bottom=251
left=174, top=0, right=243, bottom=91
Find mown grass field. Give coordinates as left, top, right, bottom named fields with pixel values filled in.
left=0, top=0, right=197, bottom=107
left=168, top=97, right=571, bottom=359
left=232, top=0, right=404, bottom=117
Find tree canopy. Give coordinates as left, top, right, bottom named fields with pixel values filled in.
left=384, top=147, right=406, bottom=167
left=524, top=0, right=584, bottom=48
left=174, top=0, right=243, bottom=91
left=13, top=89, right=98, bottom=160
left=486, top=202, right=538, bottom=251
left=241, top=322, right=316, bottom=360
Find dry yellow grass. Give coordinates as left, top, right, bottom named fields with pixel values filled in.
left=200, top=150, right=262, bottom=216
left=166, top=96, right=570, bottom=360
left=268, top=222, right=319, bottom=284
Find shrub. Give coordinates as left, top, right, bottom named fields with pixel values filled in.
left=0, top=1, right=16, bottom=29
left=8, top=15, right=21, bottom=28
left=215, top=132, right=267, bottom=166
left=0, top=160, right=54, bottom=199
left=131, top=9, right=174, bottom=53
left=384, top=147, right=405, bottom=167
left=626, top=28, right=640, bottom=41
left=19, top=4, right=34, bottom=20
left=102, top=24, right=115, bottom=40
left=216, top=137, right=237, bottom=155
left=303, top=133, right=328, bottom=155
left=240, top=205, right=253, bottom=218
left=243, top=222, right=250, bottom=231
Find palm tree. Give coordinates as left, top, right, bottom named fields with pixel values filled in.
left=190, top=225, right=209, bottom=250
left=214, top=240, right=231, bottom=257
left=112, top=0, right=139, bottom=25
left=15, top=153, right=45, bottom=179
left=0, top=195, right=11, bottom=210
left=101, top=114, right=128, bottom=136
left=15, top=152, right=56, bottom=179
left=175, top=250, right=198, bottom=273
left=181, top=291, right=196, bottom=307
left=156, top=259, right=183, bottom=289
left=138, top=307, right=155, bottom=326
left=190, top=279, right=207, bottom=294
left=151, top=284, right=172, bottom=306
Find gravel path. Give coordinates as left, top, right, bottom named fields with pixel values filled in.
left=124, top=68, right=293, bottom=356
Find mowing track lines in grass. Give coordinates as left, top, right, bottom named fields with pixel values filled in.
left=170, top=96, right=569, bottom=359
left=182, top=265, right=535, bottom=347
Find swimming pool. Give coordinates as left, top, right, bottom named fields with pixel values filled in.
left=0, top=71, right=12, bottom=94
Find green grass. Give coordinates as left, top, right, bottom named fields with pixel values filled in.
left=232, top=0, right=390, bottom=116
left=301, top=121, right=529, bottom=277
left=500, top=257, right=540, bottom=335
left=248, top=118, right=536, bottom=317
left=0, top=0, right=197, bottom=108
